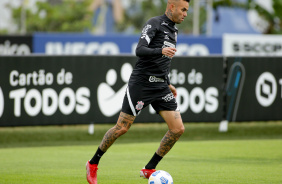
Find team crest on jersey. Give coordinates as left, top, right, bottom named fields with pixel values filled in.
left=135, top=101, right=144, bottom=111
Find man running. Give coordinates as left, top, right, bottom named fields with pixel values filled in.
left=86, top=0, right=190, bottom=183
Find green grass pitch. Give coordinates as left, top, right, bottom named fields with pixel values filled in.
left=0, top=122, right=282, bottom=184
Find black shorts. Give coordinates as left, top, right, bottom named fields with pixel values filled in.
left=122, top=83, right=179, bottom=116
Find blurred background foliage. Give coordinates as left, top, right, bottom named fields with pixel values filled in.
left=5, top=0, right=282, bottom=34
left=117, top=0, right=197, bottom=34
left=250, top=0, right=282, bottom=34
left=8, top=0, right=93, bottom=33
left=214, top=0, right=282, bottom=34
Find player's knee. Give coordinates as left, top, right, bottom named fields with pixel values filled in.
left=180, top=125, right=185, bottom=134
left=174, top=125, right=185, bottom=135
left=118, top=126, right=129, bottom=136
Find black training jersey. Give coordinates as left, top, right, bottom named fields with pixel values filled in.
left=129, top=14, right=178, bottom=86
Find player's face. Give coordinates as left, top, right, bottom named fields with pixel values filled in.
left=172, top=1, right=189, bottom=24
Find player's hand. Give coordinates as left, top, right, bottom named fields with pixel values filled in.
left=162, top=47, right=177, bottom=58
left=168, top=84, right=177, bottom=97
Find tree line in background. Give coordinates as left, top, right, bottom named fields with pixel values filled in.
left=2, top=0, right=282, bottom=35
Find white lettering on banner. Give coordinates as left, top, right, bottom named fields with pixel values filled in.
left=188, top=69, right=202, bottom=85
left=24, top=89, right=42, bottom=116
left=169, top=69, right=219, bottom=114
left=9, top=88, right=26, bottom=117
left=76, top=87, right=91, bottom=114
left=7, top=68, right=90, bottom=117
left=223, top=34, right=282, bottom=56
left=0, top=41, right=31, bottom=55
left=175, top=87, right=218, bottom=114
left=59, top=88, right=76, bottom=115
left=46, top=42, right=120, bottom=55
left=0, top=87, right=4, bottom=118
left=170, top=69, right=185, bottom=85
left=190, top=87, right=205, bottom=113
left=42, top=88, right=58, bottom=116
left=170, top=69, right=203, bottom=85
left=205, top=87, right=219, bottom=113
left=57, top=69, right=73, bottom=85
left=9, top=87, right=90, bottom=117
left=10, top=70, right=54, bottom=86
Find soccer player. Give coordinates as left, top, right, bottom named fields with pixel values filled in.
left=86, top=0, right=190, bottom=183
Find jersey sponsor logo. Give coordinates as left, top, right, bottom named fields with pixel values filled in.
left=162, top=93, right=174, bottom=102
left=135, top=101, right=144, bottom=111
left=164, top=35, right=169, bottom=40
left=149, top=76, right=165, bottom=83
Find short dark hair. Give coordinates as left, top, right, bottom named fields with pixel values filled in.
left=185, top=0, right=190, bottom=2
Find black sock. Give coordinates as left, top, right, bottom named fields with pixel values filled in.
left=89, top=147, right=105, bottom=165
left=145, top=152, right=163, bottom=169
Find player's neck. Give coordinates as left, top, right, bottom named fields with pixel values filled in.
left=165, top=11, right=174, bottom=23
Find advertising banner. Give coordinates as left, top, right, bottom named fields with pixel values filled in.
left=0, top=35, right=33, bottom=55
left=168, top=57, right=223, bottom=122
left=223, top=34, right=282, bottom=56
left=0, top=56, right=136, bottom=126
left=225, top=57, right=282, bottom=121
left=0, top=56, right=223, bottom=126
left=33, top=33, right=222, bottom=56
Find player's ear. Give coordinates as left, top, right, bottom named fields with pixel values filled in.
left=169, top=4, right=175, bottom=13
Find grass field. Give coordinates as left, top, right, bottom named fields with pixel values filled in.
left=0, top=121, right=282, bottom=184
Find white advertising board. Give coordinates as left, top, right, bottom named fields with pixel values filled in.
left=223, top=34, right=282, bottom=56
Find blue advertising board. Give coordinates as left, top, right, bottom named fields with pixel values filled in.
left=33, top=33, right=222, bottom=56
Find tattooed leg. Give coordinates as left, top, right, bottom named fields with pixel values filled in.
left=156, top=129, right=183, bottom=157
left=157, top=111, right=185, bottom=157
left=99, top=112, right=135, bottom=152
